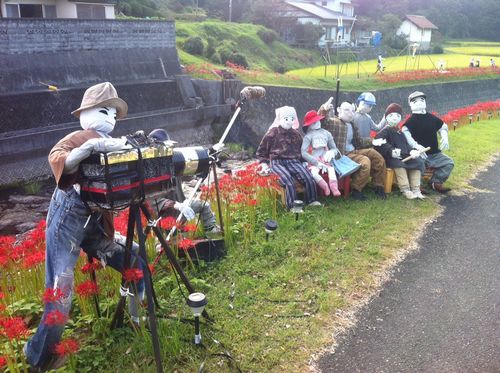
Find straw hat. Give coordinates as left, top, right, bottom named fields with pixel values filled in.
left=71, top=82, right=128, bottom=119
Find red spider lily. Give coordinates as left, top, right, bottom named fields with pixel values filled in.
left=75, top=280, right=99, bottom=297
left=0, top=255, right=8, bottom=268
left=54, top=338, right=80, bottom=356
left=247, top=199, right=257, bottom=207
left=0, top=292, right=4, bottom=300
left=0, top=316, right=30, bottom=340
left=159, top=216, right=177, bottom=230
left=122, top=268, right=144, bottom=282
left=0, top=304, right=5, bottom=313
left=114, top=209, right=129, bottom=235
left=42, top=288, right=65, bottom=304
left=232, top=193, right=246, bottom=204
left=0, top=355, right=6, bottom=368
left=44, top=310, right=68, bottom=326
left=148, top=263, right=156, bottom=275
left=178, top=238, right=195, bottom=251
left=182, top=223, right=198, bottom=233
left=21, top=250, right=45, bottom=269
left=80, top=260, right=102, bottom=274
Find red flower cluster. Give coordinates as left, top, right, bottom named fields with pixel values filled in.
left=377, top=67, right=500, bottom=84
left=42, top=287, right=65, bottom=304
left=0, top=220, right=46, bottom=270
left=54, top=338, right=80, bottom=356
left=182, top=223, right=198, bottom=233
left=75, top=280, right=99, bottom=297
left=178, top=238, right=195, bottom=251
left=0, top=355, right=6, bottom=368
left=202, top=162, right=280, bottom=207
left=123, top=268, right=144, bottom=282
left=80, top=259, right=102, bottom=274
left=44, top=310, right=68, bottom=326
left=0, top=316, right=30, bottom=340
left=160, top=216, right=177, bottom=230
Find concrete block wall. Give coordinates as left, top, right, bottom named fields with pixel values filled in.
left=0, top=19, right=181, bottom=93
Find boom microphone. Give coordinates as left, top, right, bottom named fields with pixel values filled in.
left=240, top=86, right=266, bottom=101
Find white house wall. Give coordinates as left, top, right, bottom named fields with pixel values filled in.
left=104, top=5, right=114, bottom=19
left=397, top=20, right=432, bottom=46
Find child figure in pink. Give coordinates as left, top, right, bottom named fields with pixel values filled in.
left=301, top=110, right=341, bottom=196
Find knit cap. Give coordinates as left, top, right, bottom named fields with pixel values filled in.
left=385, top=103, right=403, bottom=117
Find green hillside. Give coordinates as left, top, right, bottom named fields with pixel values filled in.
left=175, top=20, right=323, bottom=73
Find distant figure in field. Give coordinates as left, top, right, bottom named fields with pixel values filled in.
left=469, top=57, right=475, bottom=68
left=375, top=55, right=385, bottom=74
left=438, top=59, right=445, bottom=71
left=475, top=58, right=480, bottom=68
left=491, top=58, right=496, bottom=68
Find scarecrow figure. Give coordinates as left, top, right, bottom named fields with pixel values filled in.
left=25, top=82, right=146, bottom=370
left=256, top=106, right=321, bottom=209
left=402, top=91, right=454, bottom=193
left=374, top=103, right=426, bottom=199
left=352, top=92, right=385, bottom=140
left=301, top=109, right=341, bottom=197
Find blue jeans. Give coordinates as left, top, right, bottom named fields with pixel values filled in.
left=425, top=152, right=454, bottom=184
left=25, top=187, right=144, bottom=367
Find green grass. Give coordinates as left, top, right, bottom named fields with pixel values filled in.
left=71, top=120, right=500, bottom=372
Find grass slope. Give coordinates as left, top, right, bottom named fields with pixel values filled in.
left=73, top=120, right=500, bottom=372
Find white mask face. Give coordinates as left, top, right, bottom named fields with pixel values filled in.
left=409, top=97, right=426, bottom=113
left=80, top=106, right=117, bottom=134
left=386, top=112, right=402, bottom=127
left=338, top=102, right=355, bottom=123
left=280, top=114, right=296, bottom=130
left=358, top=101, right=373, bottom=114
left=309, top=121, right=321, bottom=130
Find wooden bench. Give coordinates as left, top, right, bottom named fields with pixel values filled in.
left=384, top=167, right=435, bottom=193
left=278, top=174, right=351, bottom=206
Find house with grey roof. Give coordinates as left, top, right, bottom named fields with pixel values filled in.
left=280, top=0, right=356, bottom=47
left=396, top=15, right=438, bottom=50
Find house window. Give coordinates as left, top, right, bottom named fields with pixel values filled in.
left=5, top=3, right=57, bottom=18
left=19, top=4, right=44, bottom=18
left=44, top=5, right=56, bottom=18
left=5, top=4, right=20, bottom=17
left=77, top=4, right=106, bottom=19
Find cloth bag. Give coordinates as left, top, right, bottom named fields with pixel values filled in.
left=331, top=155, right=361, bottom=178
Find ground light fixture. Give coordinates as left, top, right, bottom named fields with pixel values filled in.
left=186, top=292, right=207, bottom=345
left=264, top=219, right=278, bottom=241
left=290, top=200, right=304, bottom=221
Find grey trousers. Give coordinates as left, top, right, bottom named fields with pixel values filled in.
left=425, top=152, right=454, bottom=184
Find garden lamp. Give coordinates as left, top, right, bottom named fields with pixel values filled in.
left=291, top=200, right=304, bottom=221
left=186, top=292, right=207, bottom=345
left=452, top=120, right=458, bottom=131
left=468, top=113, right=473, bottom=124
left=264, top=219, right=278, bottom=241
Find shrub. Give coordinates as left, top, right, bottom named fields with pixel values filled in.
left=432, top=44, right=444, bottom=54
left=227, top=52, right=249, bottom=68
left=257, top=29, right=279, bottom=44
left=183, top=36, right=204, bottom=56
left=205, top=37, right=216, bottom=59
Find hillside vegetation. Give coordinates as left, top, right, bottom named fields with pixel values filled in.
left=175, top=21, right=323, bottom=73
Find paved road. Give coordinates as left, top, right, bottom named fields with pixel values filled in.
left=319, top=160, right=500, bottom=373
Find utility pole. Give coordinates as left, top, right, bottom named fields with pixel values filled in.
left=228, top=0, right=232, bottom=22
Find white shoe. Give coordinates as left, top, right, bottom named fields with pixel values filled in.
left=412, top=190, right=426, bottom=199
left=403, top=190, right=417, bottom=200
left=308, top=201, right=322, bottom=207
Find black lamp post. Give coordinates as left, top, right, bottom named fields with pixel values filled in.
left=290, top=200, right=304, bottom=221
left=264, top=219, right=278, bottom=241
left=187, top=292, right=207, bottom=345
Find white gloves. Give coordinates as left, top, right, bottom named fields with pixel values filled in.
left=64, top=137, right=129, bottom=173
left=440, top=128, right=449, bottom=151
left=372, top=138, right=387, bottom=146
left=318, top=162, right=329, bottom=173
left=413, top=144, right=428, bottom=159
left=323, top=149, right=338, bottom=162
left=319, top=97, right=334, bottom=113
left=409, top=149, right=420, bottom=159
left=258, top=163, right=271, bottom=176
left=174, top=201, right=195, bottom=220
left=392, top=148, right=402, bottom=159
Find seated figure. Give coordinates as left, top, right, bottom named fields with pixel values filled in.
left=373, top=104, right=426, bottom=199
left=256, top=106, right=321, bottom=209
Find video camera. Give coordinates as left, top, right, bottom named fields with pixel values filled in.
left=79, top=131, right=211, bottom=210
